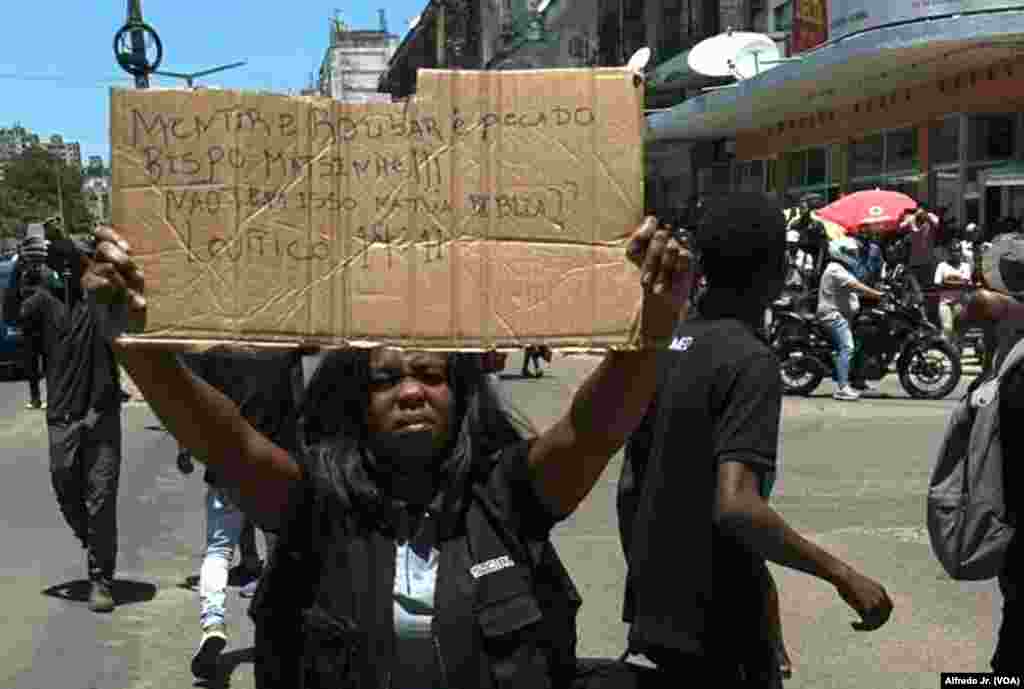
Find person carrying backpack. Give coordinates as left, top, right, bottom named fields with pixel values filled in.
left=81, top=220, right=693, bottom=689
left=939, top=233, right=1024, bottom=673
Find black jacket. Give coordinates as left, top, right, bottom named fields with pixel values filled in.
left=250, top=441, right=582, bottom=689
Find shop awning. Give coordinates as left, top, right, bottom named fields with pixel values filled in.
left=646, top=10, right=1024, bottom=142
left=984, top=161, right=1024, bottom=186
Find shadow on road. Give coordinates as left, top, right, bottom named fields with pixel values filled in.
left=193, top=647, right=255, bottom=689
left=498, top=371, right=549, bottom=380
left=41, top=578, right=157, bottom=606
left=178, top=574, right=199, bottom=592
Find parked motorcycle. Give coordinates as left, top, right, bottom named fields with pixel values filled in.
left=772, top=276, right=962, bottom=400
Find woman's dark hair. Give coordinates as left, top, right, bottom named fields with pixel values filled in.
left=297, top=349, right=536, bottom=520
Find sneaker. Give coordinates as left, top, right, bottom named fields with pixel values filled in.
left=832, top=386, right=861, bottom=401
left=88, top=580, right=115, bottom=613
left=239, top=577, right=261, bottom=598
left=176, top=450, right=194, bottom=476
left=191, top=624, right=227, bottom=680
left=851, top=380, right=878, bottom=392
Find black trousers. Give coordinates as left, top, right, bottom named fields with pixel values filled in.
left=25, top=347, right=44, bottom=405
left=47, top=409, right=122, bottom=582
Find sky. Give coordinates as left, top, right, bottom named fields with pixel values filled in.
left=0, top=1, right=426, bottom=165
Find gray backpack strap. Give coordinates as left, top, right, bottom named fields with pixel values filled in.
left=971, top=337, right=1024, bottom=408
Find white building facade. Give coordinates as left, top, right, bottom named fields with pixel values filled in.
left=319, top=16, right=400, bottom=104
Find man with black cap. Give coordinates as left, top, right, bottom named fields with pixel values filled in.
left=959, top=235, right=1024, bottom=673
left=619, top=193, right=893, bottom=685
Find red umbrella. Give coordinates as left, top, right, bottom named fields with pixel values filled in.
left=817, top=190, right=918, bottom=235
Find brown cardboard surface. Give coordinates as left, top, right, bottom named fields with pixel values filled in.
left=110, top=68, right=644, bottom=351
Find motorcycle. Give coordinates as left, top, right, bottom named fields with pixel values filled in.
left=771, top=272, right=962, bottom=400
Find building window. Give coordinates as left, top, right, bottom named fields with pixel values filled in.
left=660, top=0, right=684, bottom=60
left=968, top=114, right=1016, bottom=162
left=807, top=148, right=827, bottom=186
left=930, top=169, right=960, bottom=220
left=850, top=134, right=884, bottom=179
left=930, top=116, right=960, bottom=166
left=885, top=128, right=918, bottom=172
left=733, top=160, right=765, bottom=192
left=774, top=0, right=793, bottom=32
left=788, top=151, right=806, bottom=187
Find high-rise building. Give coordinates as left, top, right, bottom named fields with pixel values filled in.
left=0, top=124, right=41, bottom=180
left=45, top=135, right=82, bottom=169
left=317, top=11, right=400, bottom=103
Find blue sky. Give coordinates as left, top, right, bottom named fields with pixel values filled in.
left=0, top=1, right=426, bottom=165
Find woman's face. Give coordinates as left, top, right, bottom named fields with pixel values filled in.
left=365, top=349, right=453, bottom=456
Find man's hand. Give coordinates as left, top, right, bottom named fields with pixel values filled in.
left=626, top=216, right=694, bottom=334
left=80, top=226, right=147, bottom=337
left=833, top=565, right=894, bottom=631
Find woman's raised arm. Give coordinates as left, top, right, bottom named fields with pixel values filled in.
left=85, top=227, right=301, bottom=528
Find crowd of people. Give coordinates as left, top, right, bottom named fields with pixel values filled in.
left=7, top=191, right=1019, bottom=686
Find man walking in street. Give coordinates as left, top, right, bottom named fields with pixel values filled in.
left=179, top=349, right=305, bottom=680
left=934, top=243, right=973, bottom=351
left=21, top=239, right=123, bottom=612
left=19, top=268, right=48, bottom=410
left=619, top=194, right=893, bottom=685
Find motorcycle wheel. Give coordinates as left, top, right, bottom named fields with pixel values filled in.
left=898, top=340, right=962, bottom=400
left=778, top=347, right=825, bottom=396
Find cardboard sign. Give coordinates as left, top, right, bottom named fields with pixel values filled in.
left=110, top=68, right=644, bottom=350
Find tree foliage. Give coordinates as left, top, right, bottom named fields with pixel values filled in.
left=0, top=147, right=93, bottom=239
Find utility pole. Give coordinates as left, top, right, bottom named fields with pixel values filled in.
left=437, top=3, right=447, bottom=67
left=127, top=0, right=150, bottom=88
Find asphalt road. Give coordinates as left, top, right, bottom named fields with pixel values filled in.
left=0, top=351, right=1002, bottom=689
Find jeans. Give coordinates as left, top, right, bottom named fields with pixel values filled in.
left=47, top=410, right=121, bottom=582
left=200, top=486, right=247, bottom=629
left=824, top=316, right=855, bottom=388
left=938, top=301, right=962, bottom=346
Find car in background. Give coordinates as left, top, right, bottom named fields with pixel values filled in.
left=0, top=258, right=28, bottom=380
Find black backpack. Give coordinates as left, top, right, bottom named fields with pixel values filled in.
left=249, top=453, right=582, bottom=689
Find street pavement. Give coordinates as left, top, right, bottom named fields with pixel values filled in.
left=0, top=351, right=1001, bottom=689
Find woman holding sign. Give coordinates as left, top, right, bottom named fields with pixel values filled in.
left=81, top=218, right=692, bottom=688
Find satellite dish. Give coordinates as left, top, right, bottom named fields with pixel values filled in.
left=688, top=30, right=783, bottom=79
left=627, top=47, right=652, bottom=72
left=732, top=37, right=781, bottom=79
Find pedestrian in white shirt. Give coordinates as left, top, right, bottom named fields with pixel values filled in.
left=934, top=244, right=973, bottom=350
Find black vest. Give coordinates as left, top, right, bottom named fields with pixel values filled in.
left=249, top=451, right=582, bottom=689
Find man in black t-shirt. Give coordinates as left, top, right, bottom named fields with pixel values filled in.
left=20, top=269, right=123, bottom=613
left=620, top=194, right=893, bottom=685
